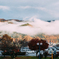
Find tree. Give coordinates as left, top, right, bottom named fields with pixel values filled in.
left=18, top=39, right=28, bottom=49
left=28, top=38, right=39, bottom=50
left=1, top=34, right=13, bottom=51
left=28, top=38, right=49, bottom=56
left=21, top=39, right=28, bottom=47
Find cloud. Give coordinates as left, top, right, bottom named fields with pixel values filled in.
left=23, top=15, right=38, bottom=21
left=0, top=17, right=59, bottom=36
left=0, top=0, right=59, bottom=20
left=46, top=9, right=59, bottom=18
left=19, top=6, right=31, bottom=9
left=36, top=6, right=59, bottom=18
left=17, top=1, right=59, bottom=19
left=0, top=5, right=10, bottom=10
left=18, top=6, right=46, bottom=10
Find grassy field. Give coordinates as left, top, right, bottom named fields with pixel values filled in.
left=0, top=56, right=59, bottom=59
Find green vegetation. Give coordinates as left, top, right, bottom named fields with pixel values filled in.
left=20, top=23, right=31, bottom=26
left=0, top=56, right=59, bottom=59
left=0, top=57, right=4, bottom=59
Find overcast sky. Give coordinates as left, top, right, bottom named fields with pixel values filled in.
left=0, top=0, right=59, bottom=21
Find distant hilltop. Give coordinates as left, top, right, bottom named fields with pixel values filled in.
left=0, top=19, right=23, bottom=22
left=0, top=19, right=7, bottom=22
left=47, top=20, right=55, bottom=22
left=0, top=18, right=56, bottom=23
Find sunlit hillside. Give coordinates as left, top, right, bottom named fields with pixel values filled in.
left=0, top=18, right=59, bottom=43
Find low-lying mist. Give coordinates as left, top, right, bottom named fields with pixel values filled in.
left=0, top=18, right=59, bottom=36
